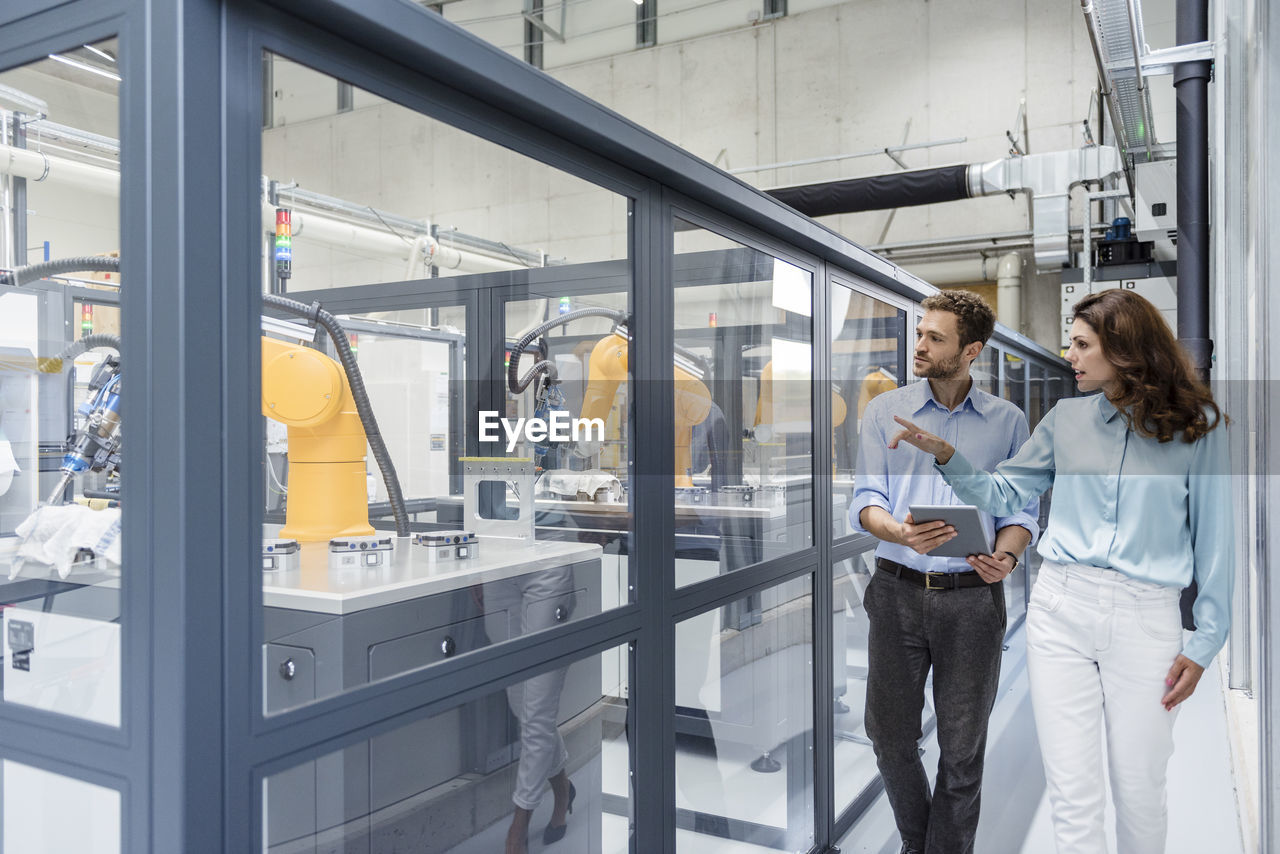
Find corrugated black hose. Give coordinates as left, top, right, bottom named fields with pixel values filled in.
left=4, top=256, right=122, bottom=286
left=263, top=294, right=410, bottom=538
left=37, top=333, right=123, bottom=374
left=507, top=307, right=625, bottom=394
left=8, top=256, right=410, bottom=535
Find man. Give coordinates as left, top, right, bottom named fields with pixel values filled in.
left=849, top=290, right=1038, bottom=854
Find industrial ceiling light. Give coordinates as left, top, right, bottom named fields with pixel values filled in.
left=632, top=0, right=645, bottom=5
left=46, top=53, right=122, bottom=82
left=82, top=44, right=117, bottom=64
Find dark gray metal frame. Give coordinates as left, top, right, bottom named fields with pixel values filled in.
left=0, top=1, right=1075, bottom=852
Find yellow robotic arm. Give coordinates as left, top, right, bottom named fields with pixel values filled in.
left=752, top=360, right=848, bottom=435
left=579, top=331, right=712, bottom=486
left=751, top=359, right=848, bottom=474
left=262, top=336, right=374, bottom=542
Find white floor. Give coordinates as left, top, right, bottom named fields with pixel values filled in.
left=1017, top=647, right=1246, bottom=854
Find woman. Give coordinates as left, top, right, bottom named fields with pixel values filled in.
left=889, top=289, right=1231, bottom=854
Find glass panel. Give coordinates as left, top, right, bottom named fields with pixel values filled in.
left=1028, top=363, right=1047, bottom=429
left=258, top=53, right=632, bottom=713
left=1002, top=352, right=1026, bottom=413
left=675, top=576, right=814, bottom=853
left=1026, top=365, right=1070, bottom=590
left=831, top=553, right=879, bottom=817
left=831, top=283, right=905, bottom=539
left=971, top=344, right=998, bottom=395
left=497, top=288, right=631, bottom=613
left=262, top=54, right=627, bottom=294
left=2, top=759, right=120, bottom=853
left=263, top=644, right=631, bottom=854
left=997, top=353, right=1029, bottom=625
left=672, top=222, right=813, bottom=587
left=1043, top=368, right=1069, bottom=411
left=0, top=40, right=123, bottom=727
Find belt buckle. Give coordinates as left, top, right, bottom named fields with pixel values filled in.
left=925, top=572, right=944, bottom=590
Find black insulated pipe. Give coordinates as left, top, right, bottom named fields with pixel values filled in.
left=1173, top=0, right=1211, bottom=632
left=1174, top=0, right=1213, bottom=382
left=765, top=164, right=973, bottom=218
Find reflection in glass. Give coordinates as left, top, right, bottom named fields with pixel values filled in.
left=675, top=576, right=814, bottom=852
left=263, top=645, right=631, bottom=854
left=971, top=344, right=998, bottom=395
left=1000, top=353, right=1028, bottom=624
left=831, top=285, right=905, bottom=539
left=673, top=222, right=814, bottom=586
left=0, top=40, right=123, bottom=727
left=262, top=53, right=626, bottom=294
left=832, top=555, right=882, bottom=816
left=3, top=759, right=120, bottom=854
left=1028, top=363, right=1047, bottom=429
left=257, top=53, right=632, bottom=713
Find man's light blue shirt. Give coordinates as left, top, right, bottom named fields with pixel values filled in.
left=935, top=393, right=1233, bottom=668
left=849, top=379, right=1039, bottom=573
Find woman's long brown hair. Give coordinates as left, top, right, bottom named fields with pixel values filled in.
left=1072, top=289, right=1224, bottom=443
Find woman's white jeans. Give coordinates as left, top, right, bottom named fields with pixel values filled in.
left=1027, top=560, right=1184, bottom=854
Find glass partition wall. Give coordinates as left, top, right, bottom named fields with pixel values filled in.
left=0, top=38, right=126, bottom=854
left=0, top=6, right=1078, bottom=853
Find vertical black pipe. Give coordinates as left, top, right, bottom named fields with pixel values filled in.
left=1174, top=0, right=1212, bottom=630
left=1175, top=0, right=1213, bottom=381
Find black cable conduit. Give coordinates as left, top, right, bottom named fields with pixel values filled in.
left=37, top=333, right=123, bottom=373
left=263, top=294, right=410, bottom=538
left=3, top=256, right=122, bottom=287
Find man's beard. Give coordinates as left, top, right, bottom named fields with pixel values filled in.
left=914, top=352, right=964, bottom=380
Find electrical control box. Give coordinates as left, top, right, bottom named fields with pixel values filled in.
left=1134, top=160, right=1177, bottom=241
left=1061, top=264, right=1177, bottom=349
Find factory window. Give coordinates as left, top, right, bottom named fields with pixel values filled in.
left=672, top=220, right=815, bottom=587
left=636, top=0, right=657, bottom=48
left=257, top=52, right=635, bottom=715
left=674, top=576, right=814, bottom=852
left=830, top=281, right=906, bottom=540
left=763, top=0, right=787, bottom=19
left=262, top=643, right=632, bottom=853
left=0, top=39, right=124, bottom=733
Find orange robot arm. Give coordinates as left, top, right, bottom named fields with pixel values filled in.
left=752, top=359, right=848, bottom=433
left=262, top=336, right=374, bottom=541
left=579, top=332, right=712, bottom=485
left=752, top=359, right=847, bottom=473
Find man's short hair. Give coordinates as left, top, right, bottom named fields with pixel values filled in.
left=920, top=290, right=996, bottom=348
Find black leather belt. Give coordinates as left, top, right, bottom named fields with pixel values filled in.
left=876, top=557, right=992, bottom=590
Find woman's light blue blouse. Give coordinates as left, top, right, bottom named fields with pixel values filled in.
left=935, top=393, right=1232, bottom=669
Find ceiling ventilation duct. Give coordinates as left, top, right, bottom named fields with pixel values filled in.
left=765, top=146, right=1123, bottom=271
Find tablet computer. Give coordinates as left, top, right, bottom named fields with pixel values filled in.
left=908, top=504, right=994, bottom=558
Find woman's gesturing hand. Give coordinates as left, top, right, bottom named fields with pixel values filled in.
left=1162, top=654, right=1205, bottom=711
left=889, top=415, right=956, bottom=465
